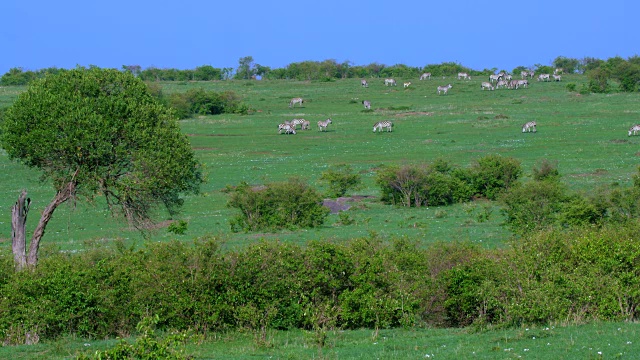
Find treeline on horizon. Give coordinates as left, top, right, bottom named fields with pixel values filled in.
left=2, top=55, right=639, bottom=92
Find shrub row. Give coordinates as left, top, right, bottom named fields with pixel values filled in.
left=1, top=222, right=639, bottom=342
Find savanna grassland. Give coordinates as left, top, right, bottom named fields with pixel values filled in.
left=2, top=75, right=640, bottom=359
left=1, top=74, right=640, bottom=251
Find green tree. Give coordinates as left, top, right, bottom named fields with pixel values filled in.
left=1, top=67, right=203, bottom=270
left=552, top=56, right=581, bottom=74
left=235, top=56, right=255, bottom=80
left=320, top=164, right=362, bottom=198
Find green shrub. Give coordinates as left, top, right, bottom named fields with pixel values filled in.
left=531, top=158, right=560, bottom=181
left=167, top=220, right=188, bottom=235
left=227, top=178, right=330, bottom=232
left=319, top=164, right=362, bottom=198
left=565, top=82, right=577, bottom=92
left=467, top=154, right=522, bottom=200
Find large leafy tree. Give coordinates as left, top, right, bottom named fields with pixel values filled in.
left=1, top=67, right=203, bottom=270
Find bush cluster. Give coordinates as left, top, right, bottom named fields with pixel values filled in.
left=162, top=88, right=249, bottom=119
left=226, top=178, right=330, bottom=232
left=1, top=224, right=639, bottom=343
left=376, top=156, right=520, bottom=207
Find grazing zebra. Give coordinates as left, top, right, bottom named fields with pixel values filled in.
left=278, top=123, right=297, bottom=134
left=505, top=74, right=513, bottom=81
left=362, top=100, right=371, bottom=109
left=537, top=74, right=550, bottom=82
left=301, top=120, right=310, bottom=130
left=291, top=118, right=306, bottom=129
left=420, top=72, right=431, bottom=80
left=495, top=80, right=509, bottom=89
left=361, top=79, right=369, bottom=87
left=508, top=80, right=520, bottom=89
left=457, top=72, right=470, bottom=80
left=528, top=71, right=535, bottom=79
left=437, top=84, right=452, bottom=95
left=628, top=125, right=640, bottom=136
left=384, top=78, right=397, bottom=86
left=521, top=71, right=529, bottom=79
left=403, top=82, right=412, bottom=88
left=554, top=68, right=564, bottom=75
left=489, top=74, right=502, bottom=83
left=522, top=121, right=537, bottom=133
left=289, top=97, right=304, bottom=107
left=318, top=118, right=332, bottom=131
left=517, top=79, right=529, bottom=88
left=481, top=82, right=494, bottom=90
left=373, top=120, right=393, bottom=132
left=552, top=74, right=562, bottom=81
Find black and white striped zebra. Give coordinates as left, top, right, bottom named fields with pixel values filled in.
left=517, top=79, right=529, bottom=88
left=537, top=74, right=550, bottom=82
left=437, top=84, right=452, bottom=95
left=628, top=125, right=640, bottom=136
left=362, top=100, right=371, bottom=109
left=289, top=97, right=304, bottom=108
left=403, top=81, right=412, bottom=88
left=554, top=68, right=564, bottom=75
left=458, top=72, right=470, bottom=80
left=521, top=71, right=529, bottom=79
left=522, top=121, right=537, bottom=133
left=278, top=123, right=297, bottom=134
left=552, top=74, right=562, bottom=82
left=384, top=78, right=397, bottom=86
left=420, top=72, right=431, bottom=80
left=495, top=80, right=509, bottom=89
left=361, top=79, right=369, bottom=87
left=481, top=82, right=494, bottom=90
left=291, top=118, right=306, bottom=129
left=301, top=120, right=310, bottom=130
left=318, top=118, right=332, bottom=131
left=373, top=120, right=393, bottom=132
left=489, top=74, right=502, bottom=83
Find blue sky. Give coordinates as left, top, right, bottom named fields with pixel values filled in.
left=3, top=0, right=638, bottom=75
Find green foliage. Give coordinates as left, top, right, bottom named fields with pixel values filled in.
left=467, top=154, right=522, bottom=200
left=552, top=56, right=581, bottom=74
left=76, top=315, right=195, bottom=360
left=565, top=82, right=577, bottom=92
left=166, top=88, right=248, bottom=118
left=587, top=67, right=611, bottom=93
left=319, top=164, right=362, bottom=198
left=227, top=178, right=330, bottom=232
left=531, top=158, right=560, bottom=182
left=1, top=67, right=203, bottom=226
left=167, top=220, right=188, bottom=235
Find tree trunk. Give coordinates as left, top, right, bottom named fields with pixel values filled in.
left=11, top=190, right=30, bottom=271
left=11, top=181, right=76, bottom=270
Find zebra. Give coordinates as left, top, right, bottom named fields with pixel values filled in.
left=373, top=120, right=393, bottom=132
left=495, top=80, right=509, bottom=89
left=278, top=123, right=297, bottom=134
left=384, top=78, right=397, bottom=86
left=362, top=100, right=371, bottom=109
left=554, top=68, right=564, bottom=75
left=522, top=121, right=537, bottom=133
left=361, top=79, right=369, bottom=87
left=537, top=74, right=550, bottom=82
left=481, top=82, right=494, bottom=90
left=505, top=74, right=513, bottom=81
left=403, top=82, right=412, bottom=88
left=457, top=72, right=470, bottom=80
left=552, top=74, right=562, bottom=82
left=437, top=84, right=452, bottom=95
left=301, top=120, right=310, bottom=130
left=517, top=79, right=529, bottom=88
left=489, top=74, right=502, bottom=83
left=289, top=97, right=304, bottom=107
left=521, top=71, right=529, bottom=79
left=528, top=71, right=535, bottom=79
left=420, top=72, right=431, bottom=80
left=291, top=118, right=306, bottom=129
left=628, top=124, right=640, bottom=136
left=508, top=80, right=520, bottom=89
left=318, top=118, right=332, bottom=131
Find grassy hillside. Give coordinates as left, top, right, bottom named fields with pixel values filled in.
left=1, top=75, right=639, bottom=252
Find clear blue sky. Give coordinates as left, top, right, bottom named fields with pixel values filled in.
left=3, top=0, right=638, bottom=75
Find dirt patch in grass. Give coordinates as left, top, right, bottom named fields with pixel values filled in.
left=323, top=195, right=376, bottom=214
left=394, top=111, right=434, bottom=117
left=570, top=169, right=609, bottom=177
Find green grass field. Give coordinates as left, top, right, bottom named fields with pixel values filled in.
left=2, top=76, right=640, bottom=358
left=2, top=75, right=640, bottom=252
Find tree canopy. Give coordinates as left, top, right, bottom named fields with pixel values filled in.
left=1, top=67, right=203, bottom=267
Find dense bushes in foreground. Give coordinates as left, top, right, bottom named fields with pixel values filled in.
left=1, top=223, right=639, bottom=343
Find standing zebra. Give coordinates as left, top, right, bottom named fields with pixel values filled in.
left=552, top=74, right=562, bottom=81
left=361, top=79, right=369, bottom=87
left=517, top=79, right=529, bottom=88
left=291, top=118, right=306, bottom=129
left=373, top=120, right=393, bottom=132
left=521, top=71, right=529, bottom=79
left=457, top=72, right=470, bottom=80
left=628, top=125, right=640, bottom=136
left=489, top=74, right=502, bottom=83
left=522, top=121, right=537, bottom=133
left=278, top=123, right=297, bottom=134
left=362, top=100, right=371, bottom=109
left=420, top=72, right=432, bottom=80
left=437, top=84, right=452, bottom=95
left=403, top=82, right=412, bottom=88
left=384, top=78, right=397, bottom=86
left=289, top=97, right=304, bottom=107
left=318, top=118, right=332, bottom=132
left=301, top=120, right=310, bottom=130
left=481, top=82, right=494, bottom=90
left=537, top=74, right=550, bottom=82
